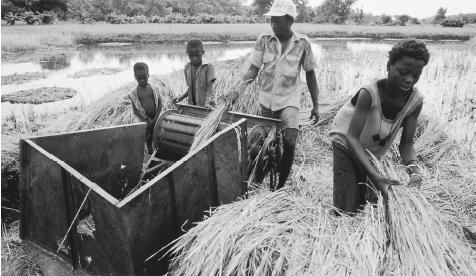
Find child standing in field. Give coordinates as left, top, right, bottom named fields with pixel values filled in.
left=129, top=62, right=163, bottom=154
left=330, top=40, right=429, bottom=214
left=172, top=39, right=217, bottom=108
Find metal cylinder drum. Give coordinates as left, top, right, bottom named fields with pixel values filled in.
left=153, top=110, right=204, bottom=161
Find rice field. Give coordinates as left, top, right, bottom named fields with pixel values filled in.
left=1, top=37, right=475, bottom=274
left=2, top=22, right=476, bottom=52
left=158, top=40, right=475, bottom=274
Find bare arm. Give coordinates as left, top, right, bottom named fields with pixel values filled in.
left=346, top=89, right=400, bottom=196
left=205, top=79, right=216, bottom=107
left=399, top=102, right=423, bottom=165
left=399, top=103, right=424, bottom=188
left=346, top=89, right=381, bottom=180
left=243, top=65, right=260, bottom=83
left=305, top=70, right=319, bottom=123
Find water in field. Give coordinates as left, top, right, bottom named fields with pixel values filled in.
left=1, top=40, right=475, bottom=149
left=1, top=42, right=255, bottom=112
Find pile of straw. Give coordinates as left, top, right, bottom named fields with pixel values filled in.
left=386, top=186, right=475, bottom=275
left=165, top=187, right=384, bottom=275
left=165, top=180, right=474, bottom=275
left=373, top=157, right=475, bottom=275
left=414, top=115, right=470, bottom=165
left=164, top=121, right=475, bottom=275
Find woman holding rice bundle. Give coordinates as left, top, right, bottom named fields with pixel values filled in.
left=330, top=40, right=430, bottom=214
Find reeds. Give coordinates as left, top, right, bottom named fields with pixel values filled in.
left=165, top=185, right=393, bottom=276
left=372, top=157, right=476, bottom=275
left=386, top=186, right=475, bottom=275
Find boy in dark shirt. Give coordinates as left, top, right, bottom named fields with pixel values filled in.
left=172, top=39, right=216, bottom=108
left=129, top=62, right=163, bottom=154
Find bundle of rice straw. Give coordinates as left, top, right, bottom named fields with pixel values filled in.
left=189, top=104, right=227, bottom=151
left=162, top=147, right=475, bottom=275
left=386, top=186, right=475, bottom=275
left=382, top=116, right=475, bottom=239
left=165, top=187, right=393, bottom=276
left=372, top=157, right=476, bottom=275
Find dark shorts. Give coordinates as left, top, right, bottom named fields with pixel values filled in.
left=332, top=142, right=376, bottom=214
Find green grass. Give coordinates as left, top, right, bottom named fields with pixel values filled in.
left=2, top=22, right=476, bottom=52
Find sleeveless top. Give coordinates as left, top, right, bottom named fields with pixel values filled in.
left=329, top=80, right=424, bottom=159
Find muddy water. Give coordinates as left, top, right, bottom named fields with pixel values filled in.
left=1, top=42, right=255, bottom=116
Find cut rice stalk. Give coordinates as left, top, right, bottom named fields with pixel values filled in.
left=189, top=105, right=227, bottom=151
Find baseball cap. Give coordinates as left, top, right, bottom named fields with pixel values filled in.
left=264, top=0, right=297, bottom=19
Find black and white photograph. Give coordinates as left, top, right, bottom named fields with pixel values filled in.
left=1, top=0, right=475, bottom=275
